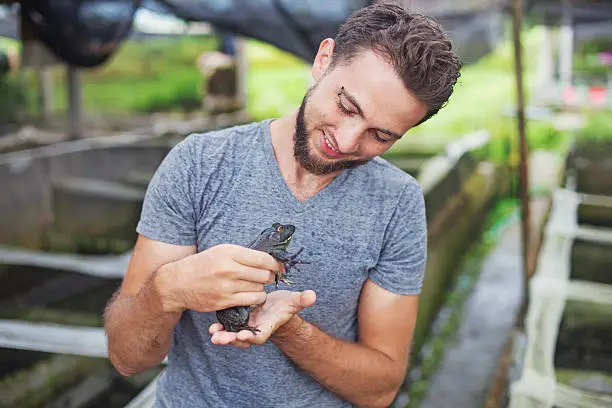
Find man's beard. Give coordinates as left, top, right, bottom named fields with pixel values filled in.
left=293, top=90, right=370, bottom=176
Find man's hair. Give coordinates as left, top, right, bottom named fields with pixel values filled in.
left=331, top=2, right=462, bottom=125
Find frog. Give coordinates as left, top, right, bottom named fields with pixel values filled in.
left=215, top=222, right=310, bottom=334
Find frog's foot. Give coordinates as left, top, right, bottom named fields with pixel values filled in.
left=273, top=247, right=311, bottom=288
left=234, top=324, right=260, bottom=335
left=284, top=247, right=311, bottom=270
left=275, top=272, right=293, bottom=289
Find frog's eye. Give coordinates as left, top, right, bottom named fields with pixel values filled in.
left=276, top=225, right=283, bottom=232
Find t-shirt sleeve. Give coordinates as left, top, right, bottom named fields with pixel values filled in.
left=368, top=181, right=427, bottom=295
left=136, top=137, right=198, bottom=246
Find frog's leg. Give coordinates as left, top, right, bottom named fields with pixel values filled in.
left=223, top=319, right=259, bottom=334
left=234, top=324, right=259, bottom=335
left=270, top=248, right=311, bottom=288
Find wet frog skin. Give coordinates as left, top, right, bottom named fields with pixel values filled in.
left=215, top=223, right=310, bottom=333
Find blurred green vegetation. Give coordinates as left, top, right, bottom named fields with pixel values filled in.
left=574, top=38, right=612, bottom=79
left=0, top=39, right=26, bottom=125
left=1, top=35, right=310, bottom=119
left=577, top=109, right=612, bottom=141
left=0, top=76, right=27, bottom=124
left=390, top=27, right=546, bottom=155
left=51, top=36, right=217, bottom=113
left=244, top=42, right=310, bottom=121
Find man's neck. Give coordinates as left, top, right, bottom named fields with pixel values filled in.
left=269, top=113, right=340, bottom=202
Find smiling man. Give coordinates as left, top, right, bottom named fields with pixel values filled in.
left=104, top=3, right=461, bottom=407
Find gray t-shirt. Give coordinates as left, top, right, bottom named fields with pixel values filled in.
left=136, top=119, right=427, bottom=408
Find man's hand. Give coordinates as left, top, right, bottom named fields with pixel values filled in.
left=157, top=243, right=284, bottom=314
left=208, top=290, right=316, bottom=347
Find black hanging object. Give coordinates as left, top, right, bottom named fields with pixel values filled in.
left=147, top=0, right=376, bottom=62
left=21, top=0, right=142, bottom=68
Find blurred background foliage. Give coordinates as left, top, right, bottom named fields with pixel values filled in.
left=1, top=23, right=611, bottom=162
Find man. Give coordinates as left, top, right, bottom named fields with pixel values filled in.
left=104, top=3, right=461, bottom=407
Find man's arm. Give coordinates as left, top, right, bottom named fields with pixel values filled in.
left=271, top=279, right=419, bottom=408
left=104, top=235, right=196, bottom=376
left=105, top=235, right=281, bottom=376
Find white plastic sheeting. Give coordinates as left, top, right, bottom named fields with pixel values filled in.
left=508, top=188, right=612, bottom=408
left=0, top=319, right=109, bottom=358
left=0, top=246, right=131, bottom=279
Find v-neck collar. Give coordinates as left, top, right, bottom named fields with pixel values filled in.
left=260, top=119, right=350, bottom=213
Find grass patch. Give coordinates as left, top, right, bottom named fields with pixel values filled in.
left=12, top=35, right=310, bottom=119
left=51, top=36, right=217, bottom=113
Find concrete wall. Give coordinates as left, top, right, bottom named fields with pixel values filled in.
left=0, top=133, right=174, bottom=250
left=415, top=157, right=500, bottom=352
left=570, top=140, right=612, bottom=196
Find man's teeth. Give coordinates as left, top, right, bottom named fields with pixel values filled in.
left=324, top=135, right=339, bottom=153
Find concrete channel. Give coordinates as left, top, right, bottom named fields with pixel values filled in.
left=508, top=140, right=612, bottom=408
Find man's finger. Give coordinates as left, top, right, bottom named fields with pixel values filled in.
left=235, top=266, right=275, bottom=285
left=232, top=247, right=284, bottom=272
left=237, top=330, right=257, bottom=342
left=211, top=331, right=238, bottom=345
left=209, top=323, right=224, bottom=334
left=231, top=291, right=267, bottom=307
left=230, top=279, right=266, bottom=293
left=300, top=290, right=317, bottom=308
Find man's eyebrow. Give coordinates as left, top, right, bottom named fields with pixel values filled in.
left=340, top=87, right=404, bottom=140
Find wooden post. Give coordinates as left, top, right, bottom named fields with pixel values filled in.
left=511, top=0, right=531, bottom=327
left=235, top=36, right=248, bottom=111
left=37, top=67, right=54, bottom=119
left=66, top=65, right=83, bottom=140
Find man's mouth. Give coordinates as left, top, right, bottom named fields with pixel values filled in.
left=321, top=131, right=343, bottom=158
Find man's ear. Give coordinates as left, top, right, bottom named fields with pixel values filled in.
left=311, top=38, right=335, bottom=82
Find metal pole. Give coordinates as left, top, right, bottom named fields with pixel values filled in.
left=511, top=0, right=531, bottom=326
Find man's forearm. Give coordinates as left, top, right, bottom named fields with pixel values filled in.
left=104, top=269, right=181, bottom=376
left=271, top=315, right=407, bottom=408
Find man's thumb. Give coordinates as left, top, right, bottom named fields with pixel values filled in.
left=299, top=290, right=316, bottom=308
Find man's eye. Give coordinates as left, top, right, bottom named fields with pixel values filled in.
left=373, top=131, right=393, bottom=143
left=337, top=97, right=354, bottom=115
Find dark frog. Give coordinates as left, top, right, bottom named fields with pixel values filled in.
left=215, top=223, right=310, bottom=333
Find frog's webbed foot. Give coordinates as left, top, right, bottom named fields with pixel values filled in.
left=228, top=323, right=260, bottom=334
left=241, top=325, right=260, bottom=335
left=273, top=247, right=311, bottom=289
left=275, top=273, right=293, bottom=288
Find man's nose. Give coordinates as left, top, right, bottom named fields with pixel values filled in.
left=335, top=124, right=362, bottom=154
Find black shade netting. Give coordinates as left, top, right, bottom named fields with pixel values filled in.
left=526, top=0, right=612, bottom=24
left=144, top=0, right=375, bottom=62
left=21, top=0, right=142, bottom=68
